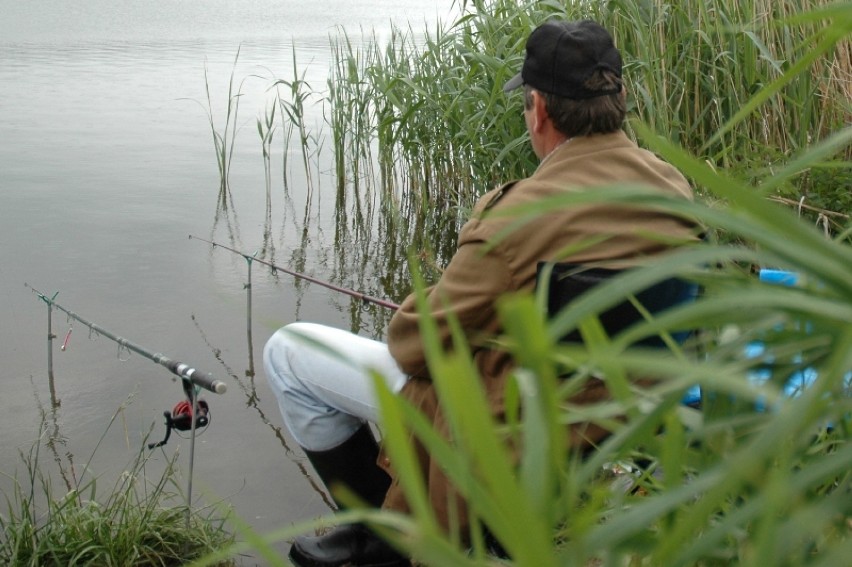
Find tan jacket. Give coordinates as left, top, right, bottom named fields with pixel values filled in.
left=381, top=130, right=699, bottom=530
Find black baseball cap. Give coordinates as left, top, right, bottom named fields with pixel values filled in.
left=503, top=20, right=623, bottom=100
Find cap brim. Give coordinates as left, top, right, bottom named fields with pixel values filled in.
left=503, top=72, right=524, bottom=92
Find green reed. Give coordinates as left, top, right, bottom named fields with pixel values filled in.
left=234, top=0, right=848, bottom=276
left=328, top=30, right=383, bottom=197
left=246, top=0, right=849, bottom=307
left=273, top=48, right=322, bottom=199
left=314, top=0, right=849, bottom=221
left=257, top=98, right=276, bottom=200
left=199, top=48, right=245, bottom=200
left=257, top=99, right=277, bottom=255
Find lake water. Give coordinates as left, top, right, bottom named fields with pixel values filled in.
left=0, top=0, right=455, bottom=560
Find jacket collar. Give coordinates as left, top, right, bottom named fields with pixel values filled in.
left=534, top=130, right=632, bottom=176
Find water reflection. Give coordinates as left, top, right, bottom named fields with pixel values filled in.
left=210, top=188, right=244, bottom=258
left=33, top=378, right=76, bottom=494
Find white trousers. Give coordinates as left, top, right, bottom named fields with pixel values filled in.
left=262, top=322, right=409, bottom=451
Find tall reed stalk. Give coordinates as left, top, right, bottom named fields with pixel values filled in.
left=257, top=99, right=277, bottom=255
left=273, top=48, right=321, bottom=199
left=257, top=99, right=276, bottom=200
left=199, top=48, right=245, bottom=200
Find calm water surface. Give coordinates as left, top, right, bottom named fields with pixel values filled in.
left=0, top=0, right=455, bottom=560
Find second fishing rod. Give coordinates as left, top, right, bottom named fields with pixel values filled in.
left=189, top=235, right=401, bottom=311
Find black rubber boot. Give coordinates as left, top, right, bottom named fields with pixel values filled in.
left=301, top=423, right=391, bottom=509
left=290, top=424, right=408, bottom=567
left=289, top=524, right=409, bottom=567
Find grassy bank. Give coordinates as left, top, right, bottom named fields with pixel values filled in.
left=0, top=405, right=234, bottom=567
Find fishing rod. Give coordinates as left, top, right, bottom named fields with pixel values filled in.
left=25, top=283, right=227, bottom=394
left=188, top=235, right=400, bottom=311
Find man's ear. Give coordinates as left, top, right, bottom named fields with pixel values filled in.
left=530, top=90, right=549, bottom=133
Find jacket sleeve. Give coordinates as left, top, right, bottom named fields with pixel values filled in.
left=386, top=221, right=512, bottom=378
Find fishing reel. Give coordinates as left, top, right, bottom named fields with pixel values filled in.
left=148, top=398, right=210, bottom=449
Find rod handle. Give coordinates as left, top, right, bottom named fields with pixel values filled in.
left=174, top=363, right=227, bottom=394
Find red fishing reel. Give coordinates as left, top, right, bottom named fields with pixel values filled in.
left=170, top=399, right=210, bottom=431
left=148, top=399, right=210, bottom=449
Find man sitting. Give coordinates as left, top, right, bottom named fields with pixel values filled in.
left=263, top=19, right=701, bottom=567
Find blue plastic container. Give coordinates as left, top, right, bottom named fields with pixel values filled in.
left=681, top=268, right=850, bottom=409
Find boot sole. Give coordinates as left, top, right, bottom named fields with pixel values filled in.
left=288, top=545, right=410, bottom=567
